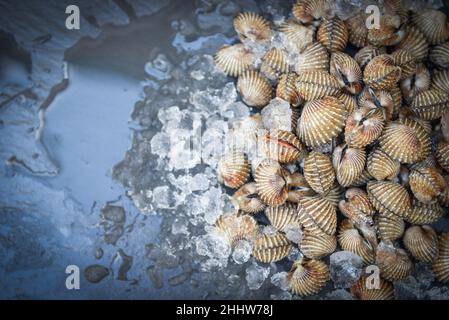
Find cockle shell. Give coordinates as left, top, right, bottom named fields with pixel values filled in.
left=439, top=175, right=449, bottom=206
left=260, top=48, right=289, bottom=80
left=252, top=232, right=292, bottom=263
left=332, top=145, right=366, bottom=187
left=377, top=213, right=405, bottom=242
left=300, top=230, right=336, bottom=259
left=294, top=42, right=329, bottom=74
left=237, top=70, right=273, bottom=108
left=276, top=73, right=302, bottom=107
left=367, top=148, right=400, bottom=181
left=338, top=219, right=375, bottom=265
left=367, top=181, right=411, bottom=217
left=214, top=44, right=255, bottom=77
left=379, top=122, right=422, bottom=163
left=338, top=188, right=375, bottom=226
left=286, top=172, right=316, bottom=203
left=290, top=107, right=301, bottom=135
left=261, top=129, right=305, bottom=163
left=217, top=152, right=250, bottom=189
left=433, top=232, right=449, bottom=283
left=436, top=141, right=449, bottom=172
left=354, top=45, right=384, bottom=70
left=403, top=225, right=439, bottom=262
left=317, top=17, right=349, bottom=52
left=234, top=12, right=272, bottom=42
left=390, top=84, right=403, bottom=118
left=376, top=241, right=414, bottom=282
left=265, top=204, right=301, bottom=233
left=345, top=12, right=368, bottom=48
left=390, top=49, right=417, bottom=80
left=394, top=26, right=429, bottom=61
left=368, top=14, right=405, bottom=46
left=337, top=92, right=357, bottom=115
left=399, top=117, right=431, bottom=160
left=232, top=182, right=266, bottom=214
left=431, top=69, right=449, bottom=93
left=400, top=63, right=431, bottom=103
left=405, top=199, right=444, bottom=225
left=410, top=89, right=449, bottom=121
left=351, top=275, right=394, bottom=300
left=411, top=9, right=449, bottom=45
left=322, top=182, right=343, bottom=207
left=215, top=213, right=259, bottom=247
left=383, top=0, right=408, bottom=24
left=409, top=165, right=446, bottom=204
left=295, top=71, right=343, bottom=101
left=345, top=107, right=385, bottom=148
left=358, top=88, right=394, bottom=121
left=298, top=195, right=337, bottom=236
left=279, top=20, right=315, bottom=53
left=363, top=55, right=401, bottom=91
left=330, top=52, right=363, bottom=95
left=303, top=151, right=335, bottom=195
left=292, top=0, right=332, bottom=26
left=255, top=159, right=290, bottom=207
left=287, top=258, right=330, bottom=296
left=298, top=96, right=346, bottom=147
left=350, top=170, right=373, bottom=187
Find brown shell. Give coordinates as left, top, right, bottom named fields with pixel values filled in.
left=300, top=230, right=336, bottom=259
left=217, top=152, right=250, bottom=189
left=351, top=276, right=395, bottom=300
left=303, top=151, right=335, bottom=195
left=260, top=48, right=289, bottom=80
left=338, top=219, right=375, bottom=265
left=317, top=17, right=348, bottom=52
left=294, top=42, right=329, bottom=74
left=287, top=258, right=330, bottom=296
left=345, top=107, right=385, bottom=149
left=376, top=242, right=414, bottom=282
left=237, top=70, right=273, bottom=108
left=403, top=225, right=439, bottom=262
left=367, top=148, right=400, bottom=181
left=354, top=45, right=384, bottom=70
left=377, top=213, right=405, bottom=242
left=399, top=117, right=432, bottom=161
left=345, top=12, right=368, bottom=48
left=215, top=213, right=259, bottom=247
left=276, top=73, right=302, bottom=107
left=339, top=188, right=375, bottom=226
left=400, top=63, right=431, bottom=103
left=439, top=175, right=449, bottom=206
left=337, top=92, right=358, bottom=115
left=379, top=122, right=422, bottom=163
left=436, top=141, right=449, bottom=172
left=394, top=26, right=429, bottom=62
left=261, top=129, right=305, bottom=163
left=431, top=69, right=449, bottom=93
left=412, top=9, right=449, bottom=45
left=410, top=89, right=449, bottom=121
left=234, top=12, right=272, bottom=42
left=298, top=96, right=346, bottom=147
left=290, top=107, right=301, bottom=137
left=350, top=170, right=373, bottom=187
left=368, top=14, right=405, bottom=46
left=214, top=44, right=255, bottom=77
left=279, top=20, right=315, bottom=53
left=433, top=232, right=449, bottom=283
left=295, top=71, right=343, bottom=101
left=252, top=232, right=292, bottom=263
left=363, top=54, right=401, bottom=91
left=298, top=195, right=337, bottom=236
left=367, top=181, right=411, bottom=217
left=330, top=52, right=363, bottom=95
left=232, top=182, right=266, bottom=214
left=404, top=199, right=444, bottom=225
left=292, top=0, right=332, bottom=25
left=358, top=88, right=394, bottom=121
left=333, top=145, right=366, bottom=187
left=390, top=49, right=417, bottom=80
left=265, top=204, right=301, bottom=233
left=255, top=159, right=291, bottom=207
left=390, top=84, right=403, bottom=118
left=409, top=165, right=446, bottom=203
left=286, top=172, right=316, bottom=203
left=322, top=182, right=343, bottom=207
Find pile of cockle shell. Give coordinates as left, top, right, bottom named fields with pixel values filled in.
left=213, top=0, right=449, bottom=299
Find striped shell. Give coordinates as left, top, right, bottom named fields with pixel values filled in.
left=345, top=12, right=368, bottom=48
left=261, top=130, right=305, bottom=163
left=252, top=232, right=292, bottom=263
left=317, top=17, right=348, bottom=52
left=409, top=165, right=446, bottom=204
left=345, top=107, right=385, bottom=149
left=367, top=148, right=400, bottom=181
left=376, top=242, right=414, bottom=282
left=294, top=42, right=329, bottom=74
left=403, top=225, right=439, bottom=262
left=300, top=230, right=336, bottom=259
left=429, top=42, right=449, bottom=68
left=390, top=49, right=417, bottom=80
left=350, top=170, right=373, bottom=187
left=332, top=145, right=366, bottom=187
left=279, top=20, right=315, bottom=53
left=394, top=26, right=429, bottom=62
left=433, top=233, right=449, bottom=283
left=436, top=141, right=449, bottom=172
left=351, top=276, right=394, bottom=300
left=337, top=92, right=357, bottom=115
left=295, top=71, right=342, bottom=101
left=265, top=204, right=301, bottom=233
left=330, top=52, right=363, bottom=95
left=338, top=219, right=375, bottom=265
left=390, top=84, right=403, bottom=118
left=292, top=0, right=332, bottom=25
left=410, top=89, right=449, bottom=121
left=287, top=258, right=330, bottom=296
left=358, top=88, right=394, bottom=121
left=234, top=12, right=272, bottom=42
left=368, top=14, right=405, bottom=46
left=214, top=44, right=254, bottom=77
left=255, top=159, right=290, bottom=207
left=217, top=152, right=250, bottom=189
left=298, top=96, right=346, bottom=147
left=286, top=172, right=316, bottom=203
left=439, top=175, right=449, bottom=206
left=363, top=55, right=401, bottom=91
left=404, top=199, right=444, bottom=225
left=215, top=213, right=259, bottom=247
left=237, top=70, right=273, bottom=108
left=298, top=195, right=337, bottom=236
left=379, top=122, right=422, bottom=163
left=276, top=73, right=302, bottom=107
left=260, top=48, right=289, bottom=80
left=232, top=182, right=266, bottom=214
left=411, top=9, right=449, bottom=45
left=400, top=63, right=431, bottom=103
left=377, top=213, right=405, bottom=242
left=431, top=69, right=449, bottom=93
left=399, top=117, right=432, bottom=161
left=338, top=188, right=375, bottom=226
left=303, top=151, right=335, bottom=195
left=367, top=181, right=411, bottom=217
left=354, top=45, right=384, bottom=69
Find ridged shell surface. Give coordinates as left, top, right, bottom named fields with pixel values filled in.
left=363, top=55, right=401, bottom=91
left=345, top=12, right=368, bottom=48
left=296, top=71, right=342, bottom=101
left=367, top=148, right=400, bottom=181
left=351, top=276, right=394, bottom=300
left=287, top=258, right=330, bottom=296
left=403, top=225, right=439, bottom=262
left=261, top=130, right=305, bottom=163
left=217, top=152, right=250, bottom=189
left=433, top=233, right=449, bottom=283
left=276, top=73, right=302, bottom=106
left=317, top=18, right=349, bottom=52
left=214, top=44, right=254, bottom=77
left=300, top=231, right=336, bottom=259
left=394, top=26, right=429, bottom=61
left=404, top=199, right=444, bottom=225
left=252, top=233, right=292, bottom=263
left=255, top=160, right=290, bottom=206
left=431, top=69, right=449, bottom=93
left=260, top=48, right=289, bottom=80
left=410, top=89, right=449, bottom=120
left=411, top=9, right=449, bottom=45
left=345, top=107, right=385, bottom=148
left=333, top=145, right=366, bottom=187
left=298, top=195, right=337, bottom=236
left=377, top=213, right=405, bottom=242
left=391, top=49, right=417, bottom=80
left=265, top=204, right=300, bottom=232
left=376, top=242, right=414, bottom=282
left=355, top=45, right=384, bottom=69
left=367, top=181, right=411, bottom=217
left=215, top=213, right=259, bottom=247
left=338, top=219, right=375, bottom=265
left=409, top=165, right=446, bottom=203
left=379, top=122, right=422, bottom=163
left=330, top=52, right=363, bottom=95
left=303, top=151, right=335, bottom=194
left=294, top=42, right=329, bottom=73
left=232, top=182, right=266, bottom=214
left=237, top=70, right=273, bottom=108
left=279, top=20, right=315, bottom=53
left=234, top=12, right=272, bottom=42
